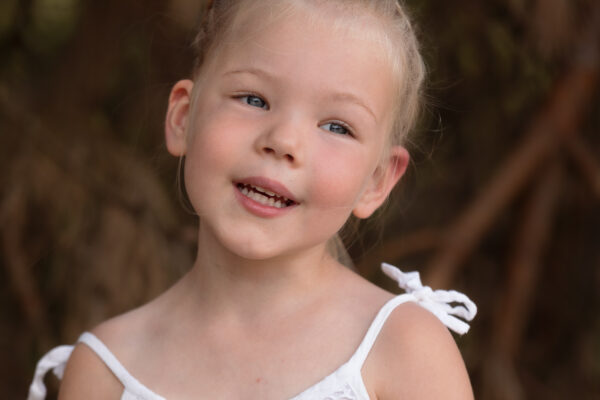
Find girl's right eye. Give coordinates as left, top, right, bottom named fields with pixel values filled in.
left=237, top=94, right=269, bottom=110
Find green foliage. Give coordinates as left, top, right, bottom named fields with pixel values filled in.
left=0, top=0, right=18, bottom=41
left=24, top=0, right=81, bottom=54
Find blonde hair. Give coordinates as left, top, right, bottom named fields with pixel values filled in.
left=191, top=0, right=425, bottom=147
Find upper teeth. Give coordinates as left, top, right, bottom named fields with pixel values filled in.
left=238, top=184, right=292, bottom=208
left=261, top=188, right=276, bottom=196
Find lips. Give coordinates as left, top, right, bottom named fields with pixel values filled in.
left=234, top=177, right=298, bottom=209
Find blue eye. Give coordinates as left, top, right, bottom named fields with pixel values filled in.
left=239, top=94, right=268, bottom=109
left=321, top=122, right=351, bottom=136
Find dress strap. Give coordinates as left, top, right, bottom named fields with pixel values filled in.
left=348, top=263, right=477, bottom=368
left=78, top=332, right=166, bottom=400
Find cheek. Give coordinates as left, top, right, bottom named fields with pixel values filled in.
left=307, top=145, right=373, bottom=210
left=187, top=110, right=246, bottom=167
left=183, top=118, right=244, bottom=205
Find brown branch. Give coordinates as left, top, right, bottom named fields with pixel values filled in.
left=424, top=15, right=600, bottom=289
left=0, top=184, right=52, bottom=350
left=566, top=135, right=600, bottom=199
left=495, top=161, right=563, bottom=358
left=482, top=161, right=563, bottom=400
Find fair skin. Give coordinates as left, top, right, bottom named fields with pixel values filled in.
left=59, top=5, right=473, bottom=400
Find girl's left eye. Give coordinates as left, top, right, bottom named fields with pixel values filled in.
left=238, top=94, right=268, bottom=110
left=321, top=122, right=352, bottom=136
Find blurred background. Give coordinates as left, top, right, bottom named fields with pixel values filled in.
left=1, top=0, right=599, bottom=399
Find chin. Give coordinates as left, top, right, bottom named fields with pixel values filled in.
left=214, top=229, right=285, bottom=261
left=202, top=220, right=329, bottom=264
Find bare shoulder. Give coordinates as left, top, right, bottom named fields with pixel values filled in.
left=365, top=302, right=474, bottom=400
left=58, top=341, right=123, bottom=399
left=58, top=301, right=159, bottom=399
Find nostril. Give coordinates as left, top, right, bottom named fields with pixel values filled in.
left=262, top=146, right=295, bottom=162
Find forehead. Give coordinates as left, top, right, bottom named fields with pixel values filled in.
left=203, top=2, right=397, bottom=126
left=227, top=1, right=395, bottom=61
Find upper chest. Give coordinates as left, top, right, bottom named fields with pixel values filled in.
left=121, top=296, right=383, bottom=399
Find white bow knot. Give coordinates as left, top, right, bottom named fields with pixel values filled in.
left=381, top=263, right=477, bottom=335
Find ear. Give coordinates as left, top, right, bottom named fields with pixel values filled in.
left=352, top=146, right=410, bottom=219
left=165, top=79, right=194, bottom=156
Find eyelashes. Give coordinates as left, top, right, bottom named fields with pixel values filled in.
left=233, top=93, right=355, bottom=137
left=236, top=94, right=269, bottom=110
left=320, top=122, right=352, bottom=136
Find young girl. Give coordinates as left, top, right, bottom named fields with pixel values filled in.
left=29, top=0, right=477, bottom=399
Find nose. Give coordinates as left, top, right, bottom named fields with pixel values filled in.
left=255, top=117, right=304, bottom=165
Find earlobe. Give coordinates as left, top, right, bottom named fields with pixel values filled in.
left=352, top=146, right=410, bottom=219
left=165, top=79, right=195, bottom=156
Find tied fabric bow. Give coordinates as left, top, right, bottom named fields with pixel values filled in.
left=381, top=263, right=477, bottom=335
left=28, top=345, right=74, bottom=400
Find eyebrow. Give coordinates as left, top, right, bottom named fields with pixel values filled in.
left=327, top=92, right=378, bottom=123
left=222, top=67, right=274, bottom=80
left=223, top=68, right=378, bottom=122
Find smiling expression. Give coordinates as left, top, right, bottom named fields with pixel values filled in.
left=166, top=3, right=406, bottom=261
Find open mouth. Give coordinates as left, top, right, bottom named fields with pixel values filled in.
left=236, top=183, right=296, bottom=209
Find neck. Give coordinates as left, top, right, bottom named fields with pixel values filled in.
left=181, top=222, right=340, bottom=321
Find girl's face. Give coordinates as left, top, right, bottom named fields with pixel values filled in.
left=166, top=5, right=408, bottom=261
